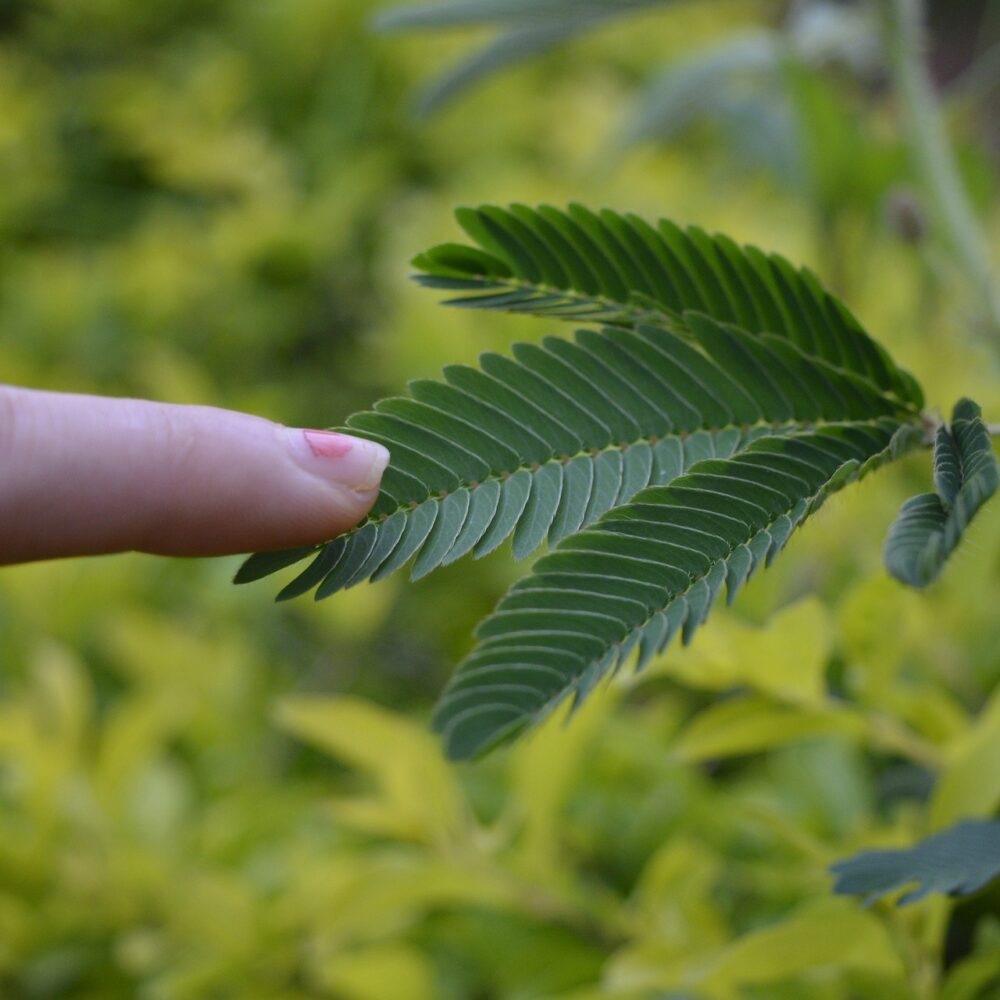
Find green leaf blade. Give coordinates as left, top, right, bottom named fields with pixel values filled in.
left=412, top=205, right=924, bottom=411
left=434, top=420, right=921, bottom=759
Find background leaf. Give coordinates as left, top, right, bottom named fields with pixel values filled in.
left=375, top=0, right=680, bottom=113
left=831, top=820, right=1000, bottom=906
left=613, top=30, right=785, bottom=150
left=375, top=0, right=674, bottom=30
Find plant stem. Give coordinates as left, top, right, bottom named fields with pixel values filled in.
left=879, top=0, right=1000, bottom=340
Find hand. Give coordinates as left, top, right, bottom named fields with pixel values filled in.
left=0, top=385, right=390, bottom=565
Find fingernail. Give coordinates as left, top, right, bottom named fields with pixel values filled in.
left=294, top=429, right=390, bottom=492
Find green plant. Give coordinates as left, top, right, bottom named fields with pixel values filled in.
left=237, top=202, right=996, bottom=764
left=354, top=0, right=1000, bottom=922
left=831, top=820, right=1000, bottom=906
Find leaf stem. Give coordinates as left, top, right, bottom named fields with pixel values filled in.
left=879, top=0, right=1000, bottom=340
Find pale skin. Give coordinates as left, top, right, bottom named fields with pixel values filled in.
left=0, top=385, right=390, bottom=565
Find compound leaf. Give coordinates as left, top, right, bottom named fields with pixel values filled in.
left=235, top=204, right=931, bottom=761
left=831, top=820, right=1000, bottom=906
left=884, top=398, right=999, bottom=588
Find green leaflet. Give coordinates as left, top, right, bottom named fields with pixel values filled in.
left=241, top=423, right=793, bottom=601
left=412, top=205, right=924, bottom=410
left=831, top=819, right=1000, bottom=906
left=232, top=544, right=318, bottom=584
left=884, top=398, right=999, bottom=588
left=236, top=307, right=914, bottom=599
left=433, top=420, right=924, bottom=759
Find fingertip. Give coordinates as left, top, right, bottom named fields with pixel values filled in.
left=0, top=390, right=394, bottom=562
left=209, top=424, right=390, bottom=555
left=165, top=421, right=391, bottom=556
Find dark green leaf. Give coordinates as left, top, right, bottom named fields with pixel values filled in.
left=413, top=205, right=923, bottom=410
left=884, top=398, right=998, bottom=587
left=831, top=820, right=1000, bottom=905
left=433, top=421, right=922, bottom=758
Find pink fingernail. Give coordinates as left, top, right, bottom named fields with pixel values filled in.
left=303, top=430, right=356, bottom=459
left=297, top=429, right=390, bottom=492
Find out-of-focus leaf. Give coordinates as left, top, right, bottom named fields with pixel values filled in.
left=930, top=682, right=1000, bottom=829
left=658, top=597, right=832, bottom=706
left=508, top=681, right=615, bottom=880
left=671, top=696, right=863, bottom=763
left=708, top=88, right=803, bottom=188
left=836, top=573, right=969, bottom=745
left=287, top=853, right=523, bottom=940
left=412, top=19, right=603, bottom=116
left=375, top=0, right=692, bottom=113
left=94, top=698, right=186, bottom=820
left=628, top=837, right=727, bottom=951
left=946, top=40, right=1000, bottom=109
left=275, top=696, right=468, bottom=845
left=0, top=645, right=95, bottom=827
left=838, top=574, right=916, bottom=690
left=611, top=30, right=805, bottom=187
left=609, top=898, right=904, bottom=996
left=614, top=31, right=783, bottom=149
left=787, top=63, right=907, bottom=215
left=375, top=0, right=672, bottom=31
left=313, top=943, right=435, bottom=1000
left=29, top=642, right=93, bottom=757
left=535, top=990, right=659, bottom=1000
left=830, top=819, right=1000, bottom=906
left=696, top=898, right=904, bottom=995
left=429, top=909, right=606, bottom=997
left=786, top=0, right=881, bottom=78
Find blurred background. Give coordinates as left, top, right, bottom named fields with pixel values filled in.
left=2, top=1, right=1000, bottom=997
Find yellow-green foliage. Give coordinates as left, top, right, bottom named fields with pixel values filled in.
left=2, top=1, right=1000, bottom=998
